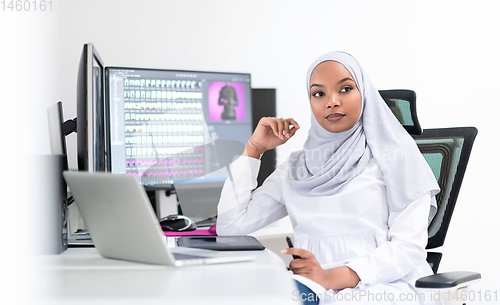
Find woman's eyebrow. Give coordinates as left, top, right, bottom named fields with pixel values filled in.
left=310, top=78, right=354, bottom=89
left=310, top=83, right=324, bottom=89
left=337, top=77, right=354, bottom=84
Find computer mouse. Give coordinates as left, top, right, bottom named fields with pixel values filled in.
left=159, top=214, right=197, bottom=232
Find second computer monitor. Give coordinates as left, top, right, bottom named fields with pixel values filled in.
left=105, top=67, right=253, bottom=188
left=77, top=43, right=106, bottom=172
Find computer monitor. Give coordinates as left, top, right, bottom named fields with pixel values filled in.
left=76, top=43, right=106, bottom=172
left=46, top=101, right=69, bottom=251
left=105, top=67, right=253, bottom=221
left=47, top=101, right=69, bottom=168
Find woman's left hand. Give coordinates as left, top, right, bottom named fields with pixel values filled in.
left=284, top=248, right=330, bottom=289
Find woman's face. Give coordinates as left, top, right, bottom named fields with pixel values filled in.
left=309, top=61, right=362, bottom=133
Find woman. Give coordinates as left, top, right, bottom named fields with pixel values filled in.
left=216, top=51, right=439, bottom=304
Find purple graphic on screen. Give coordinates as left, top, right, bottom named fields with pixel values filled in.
left=208, top=82, right=246, bottom=121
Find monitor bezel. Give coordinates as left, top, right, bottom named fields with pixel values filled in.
left=77, top=43, right=106, bottom=172
left=47, top=101, right=69, bottom=171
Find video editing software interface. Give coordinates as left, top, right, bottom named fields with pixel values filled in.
left=106, top=67, right=253, bottom=186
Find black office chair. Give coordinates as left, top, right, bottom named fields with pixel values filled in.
left=414, top=127, right=478, bottom=274
left=379, top=90, right=481, bottom=301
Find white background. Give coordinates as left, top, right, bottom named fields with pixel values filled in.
left=2, top=0, right=499, bottom=301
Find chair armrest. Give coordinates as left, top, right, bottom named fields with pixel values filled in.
left=415, top=271, right=481, bottom=289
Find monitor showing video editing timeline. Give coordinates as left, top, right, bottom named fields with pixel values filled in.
left=105, top=67, right=253, bottom=188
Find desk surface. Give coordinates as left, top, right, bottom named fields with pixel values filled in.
left=29, top=247, right=300, bottom=305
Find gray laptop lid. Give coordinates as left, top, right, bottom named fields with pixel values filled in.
left=63, top=171, right=176, bottom=265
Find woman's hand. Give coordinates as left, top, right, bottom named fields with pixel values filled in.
left=283, top=248, right=360, bottom=291
left=284, top=248, right=331, bottom=289
left=247, top=117, right=300, bottom=156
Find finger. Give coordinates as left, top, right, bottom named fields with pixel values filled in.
left=283, top=119, right=291, bottom=138
left=279, top=118, right=288, bottom=140
left=289, top=258, right=308, bottom=270
left=289, top=266, right=309, bottom=275
left=287, top=118, right=300, bottom=130
left=284, top=118, right=299, bottom=138
left=264, top=118, right=279, bottom=139
left=276, top=118, right=284, bottom=140
left=282, top=248, right=312, bottom=259
left=289, top=262, right=315, bottom=275
left=288, top=126, right=299, bottom=138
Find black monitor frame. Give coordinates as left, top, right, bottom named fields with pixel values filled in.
left=77, top=43, right=106, bottom=172
left=47, top=101, right=68, bottom=163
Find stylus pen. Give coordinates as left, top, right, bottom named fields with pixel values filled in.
left=286, top=236, right=301, bottom=260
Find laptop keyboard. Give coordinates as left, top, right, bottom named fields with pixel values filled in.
left=172, top=253, right=207, bottom=260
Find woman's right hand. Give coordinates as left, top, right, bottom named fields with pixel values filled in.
left=247, top=117, right=300, bottom=155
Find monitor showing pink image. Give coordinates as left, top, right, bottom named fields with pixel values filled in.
left=208, top=82, right=246, bottom=121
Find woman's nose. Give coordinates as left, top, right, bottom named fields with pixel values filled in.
left=326, top=96, right=340, bottom=108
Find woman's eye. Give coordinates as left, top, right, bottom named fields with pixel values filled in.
left=340, top=86, right=353, bottom=93
left=312, top=91, right=324, bottom=98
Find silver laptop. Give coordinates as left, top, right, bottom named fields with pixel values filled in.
left=63, top=171, right=254, bottom=266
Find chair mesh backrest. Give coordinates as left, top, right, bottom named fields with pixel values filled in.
left=380, top=89, right=477, bottom=269
left=412, top=128, right=477, bottom=249
left=379, top=89, right=422, bottom=135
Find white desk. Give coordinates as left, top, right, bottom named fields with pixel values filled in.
left=29, top=247, right=301, bottom=305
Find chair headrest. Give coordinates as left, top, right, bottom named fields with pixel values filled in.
left=379, top=89, right=422, bottom=135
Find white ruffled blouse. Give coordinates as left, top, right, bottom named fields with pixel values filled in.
left=216, top=155, right=435, bottom=289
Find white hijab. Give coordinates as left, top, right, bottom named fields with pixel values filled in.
left=289, top=51, right=439, bottom=212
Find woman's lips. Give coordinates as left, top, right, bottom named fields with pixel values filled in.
left=326, top=113, right=345, bottom=122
